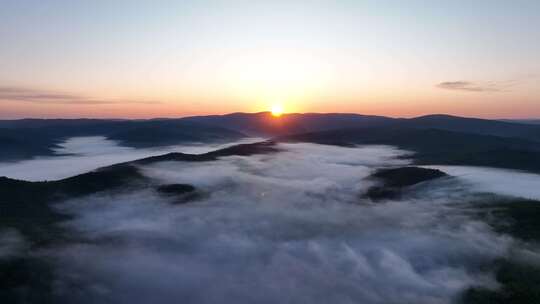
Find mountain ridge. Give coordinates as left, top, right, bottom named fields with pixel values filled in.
left=2, top=112, right=540, bottom=162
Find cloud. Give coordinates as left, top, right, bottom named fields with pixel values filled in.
left=7, top=140, right=540, bottom=303
left=0, top=229, right=27, bottom=259
left=0, top=136, right=263, bottom=181
left=435, top=76, right=537, bottom=92
left=436, top=81, right=504, bottom=92
left=424, top=165, right=540, bottom=200
left=43, top=143, right=512, bottom=304
left=0, top=86, right=159, bottom=105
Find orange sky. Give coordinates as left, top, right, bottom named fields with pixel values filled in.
left=1, top=1, right=539, bottom=119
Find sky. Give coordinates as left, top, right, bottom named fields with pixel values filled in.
left=0, top=0, right=539, bottom=119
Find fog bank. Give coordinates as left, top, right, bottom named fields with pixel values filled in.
left=0, top=136, right=261, bottom=181
left=47, top=143, right=513, bottom=304
left=426, top=165, right=540, bottom=200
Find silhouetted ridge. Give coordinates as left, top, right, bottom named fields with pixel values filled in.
left=182, top=112, right=395, bottom=136
left=131, top=140, right=278, bottom=164
left=3, top=112, right=540, bottom=161
left=365, top=167, right=447, bottom=200
left=370, top=167, right=447, bottom=188
left=405, top=114, right=540, bottom=141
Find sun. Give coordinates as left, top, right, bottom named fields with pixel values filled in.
left=271, top=104, right=284, bottom=117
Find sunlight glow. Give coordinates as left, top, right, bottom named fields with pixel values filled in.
left=271, top=104, right=284, bottom=117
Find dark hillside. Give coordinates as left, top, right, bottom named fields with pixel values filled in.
left=280, top=127, right=540, bottom=173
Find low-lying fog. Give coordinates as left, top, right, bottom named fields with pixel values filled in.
left=425, top=165, right=540, bottom=200
left=0, top=136, right=261, bottom=181
left=36, top=142, right=536, bottom=304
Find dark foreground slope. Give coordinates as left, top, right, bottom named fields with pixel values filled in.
left=360, top=166, right=540, bottom=302
left=0, top=165, right=146, bottom=243
left=280, top=127, right=540, bottom=173
left=461, top=197, right=540, bottom=304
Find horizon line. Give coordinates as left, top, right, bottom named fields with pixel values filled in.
left=1, top=112, right=540, bottom=121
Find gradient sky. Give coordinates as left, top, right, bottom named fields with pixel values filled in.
left=1, top=0, right=539, bottom=119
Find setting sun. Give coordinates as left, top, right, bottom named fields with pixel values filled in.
left=271, top=104, right=284, bottom=117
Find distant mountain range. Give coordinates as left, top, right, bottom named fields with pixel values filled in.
left=500, top=119, right=540, bottom=125
left=1, top=112, right=540, bottom=173
left=184, top=112, right=540, bottom=142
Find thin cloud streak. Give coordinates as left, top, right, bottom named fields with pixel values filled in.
left=436, top=81, right=504, bottom=92
left=0, top=86, right=160, bottom=105
left=435, top=76, right=535, bottom=93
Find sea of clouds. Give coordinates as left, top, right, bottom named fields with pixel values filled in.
left=0, top=136, right=262, bottom=181
left=35, top=142, right=529, bottom=304
left=425, top=165, right=540, bottom=200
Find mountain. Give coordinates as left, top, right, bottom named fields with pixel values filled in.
left=4, top=113, right=540, bottom=141
left=181, top=112, right=395, bottom=136
left=0, top=119, right=245, bottom=161
left=0, top=128, right=63, bottom=161
left=184, top=112, right=540, bottom=142
left=106, top=120, right=244, bottom=148
left=3, top=112, right=540, bottom=162
left=365, top=167, right=448, bottom=201
left=403, top=114, right=540, bottom=142
left=279, top=127, right=540, bottom=173
left=500, top=119, right=540, bottom=125
left=0, top=118, right=122, bottom=129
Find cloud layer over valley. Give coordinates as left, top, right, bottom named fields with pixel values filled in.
left=0, top=136, right=261, bottom=181
left=39, top=143, right=527, bottom=304
left=425, top=165, right=540, bottom=200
